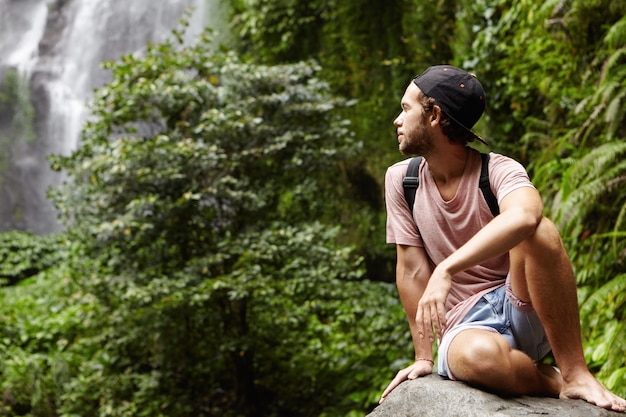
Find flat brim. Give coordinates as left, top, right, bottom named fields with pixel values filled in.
left=443, top=108, right=488, bottom=146
left=471, top=131, right=488, bottom=146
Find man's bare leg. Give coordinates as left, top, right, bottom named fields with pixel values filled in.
left=509, top=217, right=626, bottom=412
left=448, top=329, right=562, bottom=396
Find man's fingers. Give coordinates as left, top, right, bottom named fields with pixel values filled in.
left=380, top=372, right=406, bottom=402
left=418, top=300, right=447, bottom=339
left=437, top=302, right=447, bottom=333
left=415, top=305, right=426, bottom=338
left=420, top=303, right=438, bottom=341
left=428, top=308, right=441, bottom=342
left=380, top=362, right=435, bottom=404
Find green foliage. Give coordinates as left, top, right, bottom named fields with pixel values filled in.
left=228, top=7, right=626, bottom=399
left=0, top=228, right=409, bottom=417
left=456, top=0, right=626, bottom=161
left=50, top=29, right=358, bottom=276
left=0, top=231, right=67, bottom=286
left=580, top=271, right=626, bottom=398
left=3, top=1, right=626, bottom=415
left=519, top=0, right=626, bottom=396
left=0, top=70, right=36, bottom=143
left=0, top=249, right=101, bottom=417
left=0, top=69, right=36, bottom=185
left=551, top=142, right=626, bottom=236
left=226, top=0, right=466, bottom=283
left=36, top=27, right=409, bottom=417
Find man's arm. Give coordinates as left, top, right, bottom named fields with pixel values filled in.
left=396, top=244, right=434, bottom=358
left=379, top=244, right=434, bottom=403
left=415, top=186, right=544, bottom=341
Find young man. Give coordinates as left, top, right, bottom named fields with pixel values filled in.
left=380, top=65, right=626, bottom=412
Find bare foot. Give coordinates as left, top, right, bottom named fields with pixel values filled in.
left=560, top=370, right=626, bottom=412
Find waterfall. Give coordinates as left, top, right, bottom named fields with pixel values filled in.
left=0, top=0, right=227, bottom=234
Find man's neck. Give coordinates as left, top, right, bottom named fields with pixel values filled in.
left=426, top=145, right=470, bottom=185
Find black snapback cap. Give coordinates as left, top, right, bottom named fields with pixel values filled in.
left=413, top=65, right=487, bottom=144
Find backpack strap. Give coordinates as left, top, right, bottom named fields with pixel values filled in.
left=402, top=153, right=500, bottom=217
left=479, top=153, right=500, bottom=216
left=402, top=156, right=423, bottom=212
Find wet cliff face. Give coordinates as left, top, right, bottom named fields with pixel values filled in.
left=0, top=0, right=214, bottom=234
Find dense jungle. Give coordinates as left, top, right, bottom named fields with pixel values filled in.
left=1, top=0, right=625, bottom=416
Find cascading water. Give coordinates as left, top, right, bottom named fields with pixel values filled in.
left=0, top=0, right=227, bottom=234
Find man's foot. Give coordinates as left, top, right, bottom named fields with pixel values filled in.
left=560, top=370, right=626, bottom=412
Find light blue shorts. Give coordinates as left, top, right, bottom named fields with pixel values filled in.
left=437, top=284, right=552, bottom=380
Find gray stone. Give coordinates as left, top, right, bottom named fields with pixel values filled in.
left=367, top=374, right=624, bottom=417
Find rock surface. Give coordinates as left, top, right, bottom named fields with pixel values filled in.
left=367, top=374, right=624, bottom=417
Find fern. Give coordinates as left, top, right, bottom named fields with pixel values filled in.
left=580, top=273, right=626, bottom=397
left=581, top=273, right=626, bottom=323
left=553, top=15, right=626, bottom=389
left=555, top=142, right=626, bottom=234
left=604, top=14, right=626, bottom=50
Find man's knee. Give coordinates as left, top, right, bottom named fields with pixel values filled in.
left=448, top=330, right=511, bottom=380
left=517, top=217, right=565, bottom=258
left=536, top=217, right=563, bottom=246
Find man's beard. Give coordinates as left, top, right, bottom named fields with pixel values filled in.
left=399, top=125, right=434, bottom=156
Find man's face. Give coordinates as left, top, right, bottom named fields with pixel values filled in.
left=393, top=83, right=433, bottom=156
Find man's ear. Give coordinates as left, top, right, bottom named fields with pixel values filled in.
left=430, top=105, right=442, bottom=125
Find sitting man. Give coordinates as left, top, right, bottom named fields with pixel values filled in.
left=380, top=65, right=626, bottom=412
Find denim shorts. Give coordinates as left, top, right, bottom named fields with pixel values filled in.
left=437, top=284, right=552, bottom=380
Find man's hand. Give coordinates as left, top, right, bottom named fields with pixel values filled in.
left=415, top=268, right=452, bottom=342
left=379, top=359, right=433, bottom=404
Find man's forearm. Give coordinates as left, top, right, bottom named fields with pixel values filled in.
left=396, top=244, right=435, bottom=360
left=397, top=269, right=433, bottom=360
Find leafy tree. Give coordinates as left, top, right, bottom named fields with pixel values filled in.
left=226, top=0, right=466, bottom=282
left=456, top=0, right=626, bottom=162
left=43, top=27, right=409, bottom=416
left=51, top=31, right=355, bottom=273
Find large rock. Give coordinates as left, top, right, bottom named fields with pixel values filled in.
left=367, top=374, right=623, bottom=416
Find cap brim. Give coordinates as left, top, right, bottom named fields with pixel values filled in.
left=443, top=108, right=488, bottom=146
left=471, top=131, right=488, bottom=146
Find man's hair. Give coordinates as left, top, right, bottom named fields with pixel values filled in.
left=417, top=92, right=477, bottom=146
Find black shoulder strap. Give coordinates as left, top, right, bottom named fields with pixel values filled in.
left=402, top=156, right=422, bottom=212
left=402, top=153, right=499, bottom=217
left=479, top=153, right=499, bottom=216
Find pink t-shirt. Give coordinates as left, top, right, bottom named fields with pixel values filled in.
left=385, top=150, right=535, bottom=333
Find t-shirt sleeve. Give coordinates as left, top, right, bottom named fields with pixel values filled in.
left=488, top=153, right=536, bottom=203
left=384, top=160, right=423, bottom=247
